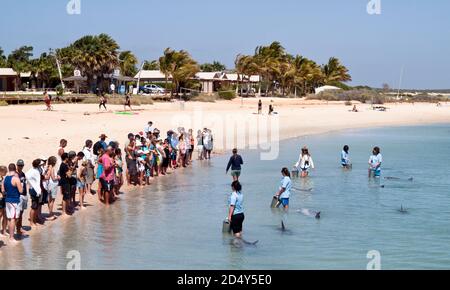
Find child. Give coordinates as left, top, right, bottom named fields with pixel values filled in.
left=137, top=157, right=146, bottom=186
left=77, top=161, right=88, bottom=209
left=114, top=148, right=123, bottom=199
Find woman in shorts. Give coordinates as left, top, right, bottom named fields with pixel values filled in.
left=228, top=181, right=245, bottom=238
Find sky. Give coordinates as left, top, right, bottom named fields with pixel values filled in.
left=1, top=0, right=449, bottom=89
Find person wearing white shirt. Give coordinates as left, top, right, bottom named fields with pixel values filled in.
left=144, top=121, right=154, bottom=135
left=294, top=146, right=315, bottom=177
left=82, top=139, right=96, bottom=195
left=275, top=168, right=293, bottom=210
left=25, top=159, right=42, bottom=228
left=341, top=145, right=351, bottom=169
left=368, top=146, right=383, bottom=178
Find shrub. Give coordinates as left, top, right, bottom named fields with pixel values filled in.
left=218, top=90, right=236, bottom=100
left=56, top=84, right=64, bottom=97
left=190, top=94, right=217, bottom=102
left=0, top=100, right=8, bottom=106
left=307, top=89, right=386, bottom=104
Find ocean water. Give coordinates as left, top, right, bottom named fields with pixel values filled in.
left=1, top=124, right=449, bottom=270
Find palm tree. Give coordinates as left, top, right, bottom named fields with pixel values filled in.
left=7, top=46, right=34, bottom=90
left=235, top=54, right=259, bottom=96
left=322, top=57, right=351, bottom=85
left=64, top=34, right=119, bottom=92
left=200, top=61, right=226, bottom=72
left=253, top=41, right=287, bottom=96
left=143, top=60, right=160, bottom=70
left=0, top=47, right=7, bottom=67
left=159, top=48, right=199, bottom=97
left=159, top=48, right=176, bottom=96
left=291, top=56, right=324, bottom=96
left=32, top=52, right=57, bottom=89
left=119, top=51, right=138, bottom=77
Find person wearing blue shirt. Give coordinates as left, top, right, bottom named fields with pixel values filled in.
left=228, top=181, right=244, bottom=238
left=368, top=146, right=383, bottom=178
left=275, top=168, right=292, bottom=210
left=226, top=148, right=244, bottom=181
left=341, top=145, right=351, bottom=169
left=2, top=163, right=23, bottom=244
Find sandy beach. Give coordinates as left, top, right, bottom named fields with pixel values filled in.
left=1, top=99, right=449, bottom=164
left=1, top=98, right=449, bottom=248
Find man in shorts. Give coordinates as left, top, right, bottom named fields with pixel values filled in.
left=2, top=164, right=23, bottom=244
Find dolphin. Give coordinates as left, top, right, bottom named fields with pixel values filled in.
left=276, top=220, right=294, bottom=235
left=293, top=187, right=313, bottom=192
left=298, top=208, right=321, bottom=219
left=398, top=205, right=409, bottom=214
left=384, top=177, right=414, bottom=181
left=231, top=238, right=259, bottom=248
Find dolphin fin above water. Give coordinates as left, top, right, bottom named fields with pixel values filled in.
left=398, top=205, right=409, bottom=214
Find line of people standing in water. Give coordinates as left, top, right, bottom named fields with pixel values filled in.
left=224, top=145, right=383, bottom=238
left=0, top=121, right=215, bottom=246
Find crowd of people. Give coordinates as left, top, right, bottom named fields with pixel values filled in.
left=0, top=121, right=215, bottom=246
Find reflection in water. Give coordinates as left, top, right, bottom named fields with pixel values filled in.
left=1, top=125, right=450, bottom=269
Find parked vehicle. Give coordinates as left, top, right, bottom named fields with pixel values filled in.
left=139, top=84, right=166, bottom=94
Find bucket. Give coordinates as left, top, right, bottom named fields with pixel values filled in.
left=271, top=196, right=281, bottom=208
left=222, top=219, right=231, bottom=233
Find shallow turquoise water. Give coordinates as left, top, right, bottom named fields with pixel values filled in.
left=1, top=124, right=449, bottom=269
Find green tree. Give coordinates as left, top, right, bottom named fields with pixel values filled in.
left=200, top=61, right=226, bottom=72
left=63, top=33, right=119, bottom=92
left=119, top=50, right=138, bottom=77
left=253, top=41, right=287, bottom=96
left=7, top=46, right=34, bottom=89
left=235, top=54, right=259, bottom=96
left=32, top=52, right=57, bottom=89
left=322, top=57, right=351, bottom=84
left=0, top=47, right=7, bottom=67
left=143, top=60, right=160, bottom=70
left=159, top=48, right=199, bottom=97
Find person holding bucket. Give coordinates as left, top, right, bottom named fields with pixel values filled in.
left=273, top=168, right=292, bottom=210
left=225, top=181, right=244, bottom=238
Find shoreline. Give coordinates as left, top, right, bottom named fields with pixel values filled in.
left=1, top=99, right=450, bottom=250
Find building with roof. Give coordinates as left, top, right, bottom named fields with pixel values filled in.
left=134, top=70, right=169, bottom=82
left=0, top=68, right=18, bottom=91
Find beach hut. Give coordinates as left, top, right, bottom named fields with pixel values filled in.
left=0, top=68, right=18, bottom=91
left=62, top=75, right=88, bottom=94
left=194, top=72, right=227, bottom=95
